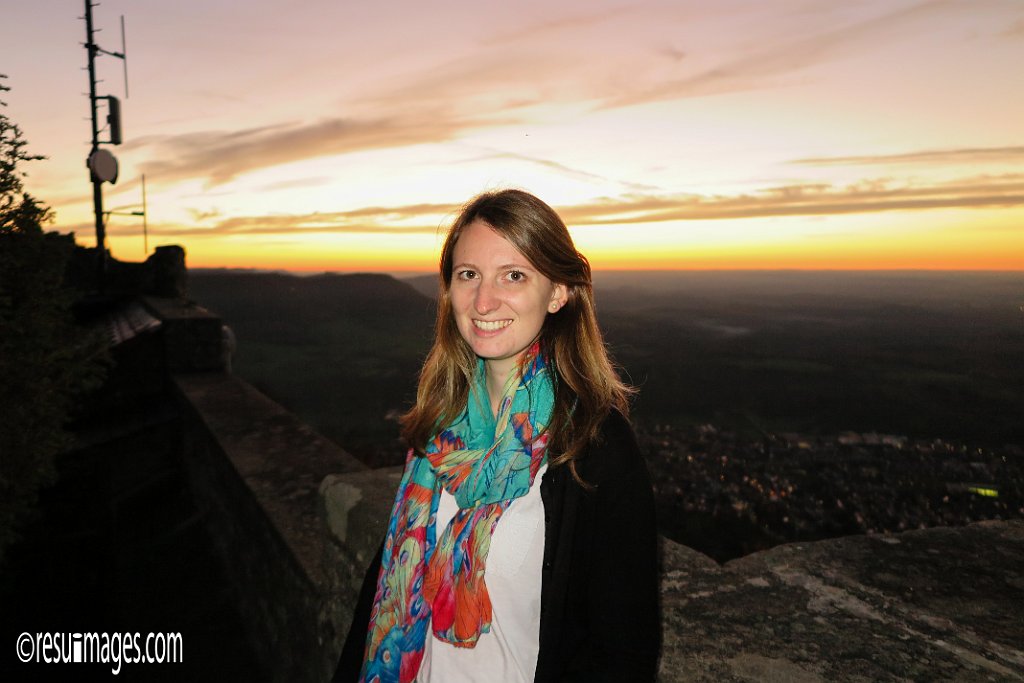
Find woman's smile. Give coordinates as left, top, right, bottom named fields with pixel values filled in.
left=472, top=318, right=513, bottom=333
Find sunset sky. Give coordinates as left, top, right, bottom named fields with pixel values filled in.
left=3, top=0, right=1022, bottom=271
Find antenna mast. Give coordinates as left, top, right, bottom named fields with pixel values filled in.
left=83, top=0, right=128, bottom=287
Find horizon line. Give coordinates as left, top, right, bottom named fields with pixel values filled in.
left=188, top=265, right=1024, bottom=275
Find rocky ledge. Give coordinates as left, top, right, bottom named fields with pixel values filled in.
left=322, top=467, right=1024, bottom=682
left=660, top=519, right=1023, bottom=682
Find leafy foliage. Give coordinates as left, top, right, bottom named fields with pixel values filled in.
left=0, top=76, right=51, bottom=233
left=0, top=77, right=106, bottom=562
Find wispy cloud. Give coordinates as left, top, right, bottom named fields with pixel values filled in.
left=123, top=203, right=459, bottom=237
left=254, top=176, right=335, bottom=193
left=603, top=1, right=954, bottom=108
left=1002, top=17, right=1024, bottom=38
left=346, top=0, right=963, bottom=118
left=59, top=202, right=459, bottom=238
left=187, top=207, right=222, bottom=222
left=792, top=145, right=1024, bottom=166
left=485, top=6, right=638, bottom=46
left=91, top=174, right=1024, bottom=239
left=118, top=2, right=993, bottom=193
left=126, top=111, right=514, bottom=187
left=560, top=176, right=1024, bottom=224
left=456, top=146, right=661, bottom=192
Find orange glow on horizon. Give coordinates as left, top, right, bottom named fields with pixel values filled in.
left=169, top=211, right=1023, bottom=273
left=183, top=248, right=1022, bottom=274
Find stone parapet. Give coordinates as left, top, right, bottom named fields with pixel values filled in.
left=320, top=466, right=404, bottom=653
left=174, top=372, right=367, bottom=683
left=145, top=296, right=226, bottom=372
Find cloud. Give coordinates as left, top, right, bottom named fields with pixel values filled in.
left=352, top=48, right=574, bottom=114
left=90, top=174, right=1024, bottom=240
left=343, top=6, right=685, bottom=117
left=127, top=111, right=515, bottom=187
left=456, top=146, right=661, bottom=192
left=349, top=0, right=1001, bottom=121
left=654, top=45, right=687, bottom=63
left=485, top=6, right=638, bottom=46
left=1002, top=17, right=1024, bottom=38
left=791, top=146, right=1024, bottom=166
left=558, top=176, right=1024, bottom=224
left=56, top=202, right=459, bottom=239
left=602, top=0, right=956, bottom=108
left=187, top=207, right=222, bottom=222
left=121, top=203, right=460, bottom=238
left=118, top=2, right=980, bottom=192
left=254, top=176, right=335, bottom=193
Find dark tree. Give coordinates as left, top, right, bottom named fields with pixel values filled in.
left=0, top=76, right=105, bottom=562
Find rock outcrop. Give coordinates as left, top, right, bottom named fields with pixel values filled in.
left=323, top=467, right=1024, bottom=682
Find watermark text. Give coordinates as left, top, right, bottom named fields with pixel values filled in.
left=16, top=631, right=183, bottom=675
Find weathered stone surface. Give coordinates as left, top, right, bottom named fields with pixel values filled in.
left=320, top=465, right=403, bottom=651
left=322, top=465, right=1024, bottom=682
left=175, top=372, right=367, bottom=683
left=321, top=467, right=401, bottom=569
left=177, top=372, right=366, bottom=588
left=146, top=296, right=226, bottom=371
left=660, top=520, right=1024, bottom=682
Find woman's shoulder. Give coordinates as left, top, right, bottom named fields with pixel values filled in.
left=576, top=408, right=646, bottom=484
left=595, top=407, right=634, bottom=444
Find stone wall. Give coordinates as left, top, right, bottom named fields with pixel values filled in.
left=144, top=295, right=365, bottom=682
left=174, top=372, right=366, bottom=683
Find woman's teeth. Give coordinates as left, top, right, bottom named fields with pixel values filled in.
left=473, top=319, right=512, bottom=331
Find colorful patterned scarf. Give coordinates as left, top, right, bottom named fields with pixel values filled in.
left=359, top=343, right=554, bottom=683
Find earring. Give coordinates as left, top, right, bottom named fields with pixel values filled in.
left=550, top=302, right=560, bottom=311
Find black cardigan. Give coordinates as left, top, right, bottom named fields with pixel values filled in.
left=333, top=410, right=661, bottom=682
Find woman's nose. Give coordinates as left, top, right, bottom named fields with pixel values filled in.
left=474, top=281, right=499, bottom=314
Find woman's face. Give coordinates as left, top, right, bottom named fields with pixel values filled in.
left=449, top=219, right=567, bottom=377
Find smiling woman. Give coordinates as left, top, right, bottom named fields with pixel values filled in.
left=333, top=189, right=660, bottom=683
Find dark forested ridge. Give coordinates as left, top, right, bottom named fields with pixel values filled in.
left=189, top=271, right=436, bottom=466
left=189, top=269, right=1024, bottom=558
left=192, top=269, right=1024, bottom=453
left=594, top=271, right=1024, bottom=445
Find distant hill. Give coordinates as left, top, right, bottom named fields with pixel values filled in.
left=591, top=269, right=1024, bottom=306
left=402, top=273, right=439, bottom=300
left=592, top=271, right=1024, bottom=444
left=189, top=271, right=436, bottom=466
left=189, top=269, right=1024, bottom=466
left=406, top=269, right=1024, bottom=307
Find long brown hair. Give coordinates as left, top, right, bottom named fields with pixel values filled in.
left=401, top=189, right=632, bottom=482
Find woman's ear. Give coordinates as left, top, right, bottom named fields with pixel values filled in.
left=549, top=283, right=569, bottom=312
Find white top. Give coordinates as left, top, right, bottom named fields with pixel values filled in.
left=416, top=464, right=547, bottom=683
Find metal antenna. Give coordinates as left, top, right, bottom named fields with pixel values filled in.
left=83, top=0, right=130, bottom=288
left=142, top=174, right=148, bottom=253
left=121, top=16, right=129, bottom=99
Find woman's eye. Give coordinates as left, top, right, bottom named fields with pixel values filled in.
left=457, top=269, right=477, bottom=280
left=507, top=270, right=526, bottom=283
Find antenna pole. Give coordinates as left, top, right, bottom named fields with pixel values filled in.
left=84, top=0, right=107, bottom=286
left=142, top=174, right=148, bottom=254
left=121, top=16, right=129, bottom=99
